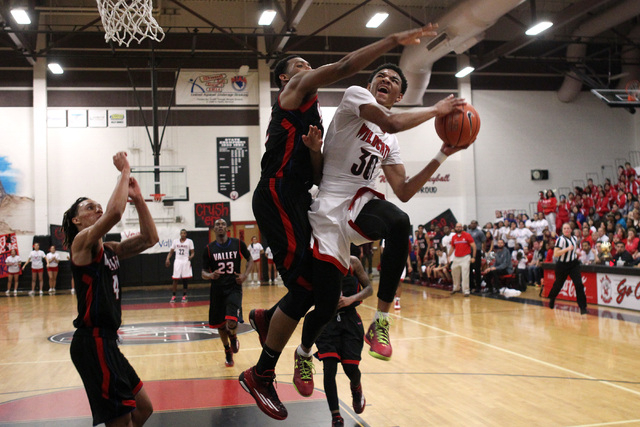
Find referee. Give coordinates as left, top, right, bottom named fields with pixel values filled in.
left=547, top=223, right=588, bottom=315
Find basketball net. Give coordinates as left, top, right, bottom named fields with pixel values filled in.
left=96, top=0, right=165, bottom=47
left=626, top=80, right=640, bottom=102
left=150, top=193, right=165, bottom=203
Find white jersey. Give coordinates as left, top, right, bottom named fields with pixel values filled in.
left=46, top=252, right=60, bottom=267
left=249, top=242, right=263, bottom=260
left=319, top=86, right=403, bottom=196
left=29, top=250, right=45, bottom=269
left=6, top=255, right=20, bottom=274
left=171, top=238, right=194, bottom=262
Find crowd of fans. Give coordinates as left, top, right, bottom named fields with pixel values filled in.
left=408, top=161, right=640, bottom=292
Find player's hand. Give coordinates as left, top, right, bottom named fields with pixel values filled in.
left=235, top=272, right=246, bottom=284
left=337, top=295, right=353, bottom=309
left=439, top=143, right=464, bottom=157
left=434, top=94, right=466, bottom=117
left=127, top=177, right=142, bottom=200
left=113, top=151, right=130, bottom=172
left=394, top=23, right=439, bottom=46
left=302, top=125, right=323, bottom=153
left=165, top=259, right=170, bottom=268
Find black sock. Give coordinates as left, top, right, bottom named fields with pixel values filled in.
left=256, top=345, right=281, bottom=375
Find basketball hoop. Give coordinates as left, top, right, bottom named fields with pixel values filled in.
left=96, top=0, right=165, bottom=47
left=626, top=80, right=640, bottom=102
left=150, top=193, right=166, bottom=203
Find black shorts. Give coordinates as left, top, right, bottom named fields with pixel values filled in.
left=253, top=181, right=312, bottom=287
left=70, top=330, right=142, bottom=426
left=209, top=285, right=243, bottom=328
left=315, top=309, right=364, bottom=365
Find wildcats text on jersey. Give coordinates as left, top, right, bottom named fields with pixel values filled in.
left=356, top=123, right=390, bottom=158
left=211, top=251, right=238, bottom=261
left=104, top=254, right=120, bottom=271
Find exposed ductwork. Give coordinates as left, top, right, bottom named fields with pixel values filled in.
left=557, top=0, right=640, bottom=103
left=398, top=0, right=525, bottom=106
left=616, top=24, right=640, bottom=90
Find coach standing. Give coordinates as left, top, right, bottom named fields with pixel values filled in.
left=547, top=223, right=587, bottom=314
left=449, top=223, right=476, bottom=297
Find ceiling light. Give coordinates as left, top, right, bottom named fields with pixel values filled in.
left=455, top=66, right=474, bottom=78
left=10, top=8, right=31, bottom=25
left=258, top=10, right=277, bottom=26
left=366, top=13, right=389, bottom=29
left=525, top=21, right=553, bottom=36
left=48, top=63, right=64, bottom=74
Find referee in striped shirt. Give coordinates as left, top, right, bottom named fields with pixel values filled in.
left=547, top=223, right=588, bottom=315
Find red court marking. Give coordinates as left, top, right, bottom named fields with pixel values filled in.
left=122, top=301, right=209, bottom=310
left=0, top=379, right=324, bottom=422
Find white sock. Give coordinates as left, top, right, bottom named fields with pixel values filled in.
left=297, top=345, right=312, bottom=358
left=374, top=310, right=389, bottom=321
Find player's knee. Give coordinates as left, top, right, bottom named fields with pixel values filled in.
left=390, top=210, right=411, bottom=235
left=226, top=319, right=237, bottom=330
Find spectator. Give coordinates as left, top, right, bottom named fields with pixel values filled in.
left=449, top=223, right=476, bottom=297
left=433, top=246, right=451, bottom=283
left=625, top=162, right=636, bottom=180
left=505, top=221, right=517, bottom=253
left=613, top=241, right=634, bottom=266
left=514, top=220, right=533, bottom=249
left=441, top=226, right=453, bottom=255
left=423, top=247, right=437, bottom=282
left=483, top=239, right=513, bottom=294
left=626, top=227, right=639, bottom=255
left=512, top=243, right=527, bottom=290
left=556, top=195, right=570, bottom=231
left=526, top=241, right=544, bottom=287
left=543, top=189, right=558, bottom=233
left=536, top=191, right=545, bottom=216
left=614, top=211, right=627, bottom=229
left=578, top=241, right=596, bottom=265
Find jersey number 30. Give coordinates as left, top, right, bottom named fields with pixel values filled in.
left=351, top=148, right=379, bottom=180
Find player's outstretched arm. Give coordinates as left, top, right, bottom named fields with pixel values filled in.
left=383, top=142, right=465, bottom=202
left=108, top=177, right=159, bottom=260
left=359, top=95, right=466, bottom=134
left=279, top=24, right=439, bottom=110
left=302, top=125, right=323, bottom=185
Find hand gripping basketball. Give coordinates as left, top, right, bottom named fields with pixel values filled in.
left=435, top=104, right=481, bottom=148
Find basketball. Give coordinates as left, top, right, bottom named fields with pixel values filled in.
left=435, top=104, right=481, bottom=148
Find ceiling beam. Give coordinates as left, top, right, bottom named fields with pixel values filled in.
left=474, top=0, right=612, bottom=72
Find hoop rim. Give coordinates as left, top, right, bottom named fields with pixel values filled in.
left=150, top=193, right=166, bottom=202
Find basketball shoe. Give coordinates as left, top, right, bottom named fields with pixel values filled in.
left=181, top=295, right=188, bottom=303
left=364, top=316, right=392, bottom=361
left=293, top=349, right=314, bottom=397
left=332, top=414, right=344, bottom=427
left=230, top=335, right=240, bottom=353
left=224, top=348, right=234, bottom=367
left=394, top=297, right=401, bottom=309
left=170, top=296, right=176, bottom=303
left=351, top=383, right=366, bottom=414
left=239, top=367, right=288, bottom=420
left=249, top=309, right=269, bottom=347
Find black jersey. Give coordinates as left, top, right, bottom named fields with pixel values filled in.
left=416, top=233, right=427, bottom=253
left=340, top=272, right=363, bottom=311
left=259, top=93, right=323, bottom=190
left=202, top=238, right=251, bottom=287
left=72, top=245, right=122, bottom=333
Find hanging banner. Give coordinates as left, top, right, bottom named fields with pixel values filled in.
left=176, top=70, right=259, bottom=105
left=194, top=202, right=231, bottom=228
left=217, top=137, right=250, bottom=200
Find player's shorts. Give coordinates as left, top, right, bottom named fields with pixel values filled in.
left=253, top=180, right=313, bottom=288
left=315, top=309, right=364, bottom=365
left=47, top=266, right=58, bottom=272
left=208, top=285, right=243, bottom=328
left=172, top=259, right=192, bottom=280
left=70, top=329, right=142, bottom=426
left=32, top=267, right=44, bottom=273
left=309, top=187, right=383, bottom=274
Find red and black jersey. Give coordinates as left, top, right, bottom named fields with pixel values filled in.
left=72, top=245, right=122, bottom=333
left=202, top=238, right=251, bottom=288
left=340, top=272, right=362, bottom=311
left=259, top=93, right=324, bottom=190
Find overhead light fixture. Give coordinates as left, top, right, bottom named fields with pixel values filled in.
left=10, top=8, right=31, bottom=25
left=48, top=63, right=64, bottom=74
left=525, top=21, right=553, bottom=36
left=366, top=13, right=389, bottom=29
left=258, top=9, right=277, bottom=26
left=455, top=66, right=474, bottom=78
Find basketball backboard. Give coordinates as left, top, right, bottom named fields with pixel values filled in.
left=591, top=88, right=640, bottom=114
left=130, top=166, right=189, bottom=204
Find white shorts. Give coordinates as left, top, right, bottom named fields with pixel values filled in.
left=172, top=259, right=192, bottom=279
left=309, top=187, right=383, bottom=273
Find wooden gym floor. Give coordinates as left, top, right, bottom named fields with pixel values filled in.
left=1, top=280, right=640, bottom=426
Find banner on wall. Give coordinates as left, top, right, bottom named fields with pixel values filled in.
left=0, top=233, right=19, bottom=279
left=379, top=161, right=457, bottom=197
left=217, top=137, right=249, bottom=200
left=120, top=227, right=182, bottom=254
left=424, top=209, right=458, bottom=230
left=194, top=202, right=231, bottom=228
left=176, top=70, right=259, bottom=105
left=597, top=272, right=640, bottom=311
left=50, top=224, right=67, bottom=251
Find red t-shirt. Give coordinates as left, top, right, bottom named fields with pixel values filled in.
left=451, top=232, right=474, bottom=257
